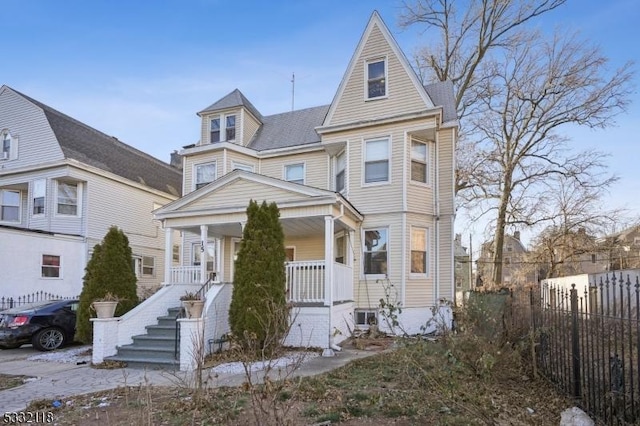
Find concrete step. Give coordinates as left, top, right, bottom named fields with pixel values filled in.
left=115, top=344, right=177, bottom=360
left=145, top=324, right=177, bottom=337
left=131, top=334, right=177, bottom=348
left=104, top=354, right=180, bottom=370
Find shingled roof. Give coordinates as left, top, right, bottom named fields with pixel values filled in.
left=13, top=89, right=182, bottom=197
left=424, top=80, right=457, bottom=124
left=198, top=88, right=263, bottom=122
left=248, top=105, right=329, bottom=151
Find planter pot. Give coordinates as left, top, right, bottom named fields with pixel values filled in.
left=92, top=301, right=118, bottom=318
left=182, top=300, right=205, bottom=319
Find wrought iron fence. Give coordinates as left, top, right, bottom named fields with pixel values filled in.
left=506, top=273, right=640, bottom=425
left=0, top=291, right=78, bottom=311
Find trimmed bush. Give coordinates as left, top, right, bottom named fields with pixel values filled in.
left=76, top=226, right=139, bottom=343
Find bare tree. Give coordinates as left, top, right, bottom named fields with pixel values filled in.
left=527, top=175, right=623, bottom=279
left=466, top=31, right=632, bottom=284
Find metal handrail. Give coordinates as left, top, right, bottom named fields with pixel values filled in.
left=196, top=273, right=216, bottom=300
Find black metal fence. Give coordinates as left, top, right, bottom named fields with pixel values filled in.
left=506, top=273, right=640, bottom=425
left=0, top=291, right=78, bottom=311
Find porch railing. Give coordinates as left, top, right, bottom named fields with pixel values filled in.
left=169, top=266, right=201, bottom=284
left=286, top=261, right=325, bottom=303
left=333, top=262, right=353, bottom=302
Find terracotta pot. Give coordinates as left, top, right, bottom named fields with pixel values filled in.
left=92, top=301, right=118, bottom=318
left=182, top=300, right=205, bottom=318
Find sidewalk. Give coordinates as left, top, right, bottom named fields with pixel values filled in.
left=0, top=347, right=377, bottom=414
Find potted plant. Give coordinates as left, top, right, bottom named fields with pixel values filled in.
left=91, top=292, right=120, bottom=318
left=180, top=291, right=205, bottom=318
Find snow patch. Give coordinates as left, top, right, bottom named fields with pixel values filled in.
left=210, top=352, right=318, bottom=375
left=27, top=346, right=92, bottom=364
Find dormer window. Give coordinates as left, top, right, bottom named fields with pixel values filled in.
left=226, top=115, right=236, bottom=141
left=367, top=59, right=386, bottom=99
left=210, top=118, right=221, bottom=143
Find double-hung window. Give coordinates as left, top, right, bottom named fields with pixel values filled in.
left=411, top=228, right=428, bottom=274
left=142, top=256, right=155, bottom=276
left=42, top=254, right=61, bottom=278
left=1, top=133, right=11, bottom=160
left=335, top=151, right=346, bottom=192
left=363, top=228, right=388, bottom=275
left=411, top=140, right=428, bottom=183
left=367, top=59, right=386, bottom=99
left=226, top=115, right=236, bottom=141
left=210, top=117, right=221, bottom=143
left=0, top=190, right=20, bottom=222
left=284, top=163, right=305, bottom=185
left=57, top=182, right=79, bottom=216
left=195, top=162, right=216, bottom=190
left=33, top=179, right=46, bottom=215
left=364, top=138, right=389, bottom=184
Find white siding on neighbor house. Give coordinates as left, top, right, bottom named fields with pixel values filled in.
left=260, top=150, right=329, bottom=189
left=0, top=228, right=85, bottom=299
left=0, top=87, right=65, bottom=171
left=328, top=24, right=428, bottom=127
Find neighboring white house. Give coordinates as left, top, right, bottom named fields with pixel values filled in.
left=0, top=86, right=183, bottom=300
left=155, top=10, right=457, bottom=339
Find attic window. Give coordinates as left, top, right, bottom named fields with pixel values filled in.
left=210, top=118, right=221, bottom=143
left=367, top=59, right=386, bottom=99
left=1, top=131, right=15, bottom=161
left=226, top=115, right=236, bottom=141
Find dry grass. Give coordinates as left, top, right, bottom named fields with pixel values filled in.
left=19, top=334, right=573, bottom=425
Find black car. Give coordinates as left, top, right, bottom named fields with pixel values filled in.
left=0, top=299, right=78, bottom=351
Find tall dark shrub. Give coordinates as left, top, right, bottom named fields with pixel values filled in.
left=76, top=226, right=139, bottom=343
left=229, top=200, right=287, bottom=352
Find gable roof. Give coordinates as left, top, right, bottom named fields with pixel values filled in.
left=198, top=88, right=263, bottom=122
left=10, top=87, right=182, bottom=196
left=323, top=11, right=435, bottom=125
left=248, top=105, right=329, bottom=151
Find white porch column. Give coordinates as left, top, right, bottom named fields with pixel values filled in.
left=215, top=238, right=222, bottom=282
left=324, top=216, right=334, bottom=307
left=348, top=229, right=355, bottom=267
left=200, top=225, right=208, bottom=284
left=164, top=227, right=173, bottom=284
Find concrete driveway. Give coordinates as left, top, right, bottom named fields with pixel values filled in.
left=0, top=345, right=40, bottom=362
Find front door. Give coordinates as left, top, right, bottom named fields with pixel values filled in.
left=230, top=238, right=241, bottom=282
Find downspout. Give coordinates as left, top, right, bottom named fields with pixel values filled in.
left=434, top=135, right=440, bottom=301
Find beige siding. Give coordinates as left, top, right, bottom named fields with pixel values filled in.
left=0, top=88, right=65, bottom=171
left=181, top=180, right=316, bottom=212
left=404, top=212, right=437, bottom=307
left=226, top=150, right=258, bottom=175
left=284, top=234, right=325, bottom=261
left=406, top=137, right=436, bottom=214
left=242, top=110, right=261, bottom=147
left=182, top=150, right=225, bottom=195
left=260, top=151, right=329, bottom=189
left=437, top=128, right=456, bottom=216
left=328, top=24, right=428, bottom=127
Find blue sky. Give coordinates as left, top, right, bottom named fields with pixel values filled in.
left=2, top=0, right=639, bottom=243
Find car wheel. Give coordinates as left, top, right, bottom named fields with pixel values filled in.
left=32, top=328, right=65, bottom=351
left=0, top=343, right=21, bottom=349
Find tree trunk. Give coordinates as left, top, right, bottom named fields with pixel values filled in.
left=492, top=171, right=513, bottom=286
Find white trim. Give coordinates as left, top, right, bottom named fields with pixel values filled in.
left=409, top=226, right=429, bottom=278
left=54, top=180, right=83, bottom=218
left=0, top=189, right=21, bottom=224
left=409, top=139, right=430, bottom=186
left=361, top=136, right=391, bottom=187
left=192, top=160, right=217, bottom=191
left=361, top=226, right=389, bottom=279
left=40, top=253, right=62, bottom=280
left=283, top=162, right=306, bottom=185
left=364, top=56, right=388, bottom=100
left=231, top=161, right=254, bottom=172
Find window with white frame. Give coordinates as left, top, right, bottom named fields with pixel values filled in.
left=172, top=244, right=180, bottom=264
left=0, top=190, right=20, bottom=222
left=33, top=179, right=46, bottom=215
left=210, top=117, right=221, bottom=143
left=1, top=132, right=11, bottom=160
left=363, top=228, right=388, bottom=275
left=56, top=181, right=79, bottom=216
left=195, top=162, right=216, bottom=190
left=411, top=228, right=428, bottom=274
left=410, top=140, right=428, bottom=183
left=41, top=254, right=61, bottom=278
left=355, top=309, right=377, bottom=327
left=366, top=59, right=386, bottom=99
left=232, top=161, right=254, bottom=172
left=335, top=150, right=346, bottom=192
left=284, top=163, right=305, bottom=184
left=142, top=256, right=155, bottom=276
left=192, top=242, right=214, bottom=272
left=335, top=235, right=346, bottom=264
left=364, top=138, right=389, bottom=184
left=226, top=115, right=236, bottom=141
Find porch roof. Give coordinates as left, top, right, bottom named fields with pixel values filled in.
left=154, top=170, right=363, bottom=232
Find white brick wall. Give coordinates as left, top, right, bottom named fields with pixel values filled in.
left=179, top=318, right=205, bottom=371
left=285, top=306, right=330, bottom=348
left=202, top=283, right=232, bottom=355
left=378, top=304, right=453, bottom=335
left=331, top=302, right=355, bottom=345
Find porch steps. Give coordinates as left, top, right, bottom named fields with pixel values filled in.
left=104, top=306, right=183, bottom=369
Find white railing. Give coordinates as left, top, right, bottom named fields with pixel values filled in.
left=169, top=266, right=201, bottom=284
left=333, top=262, right=353, bottom=302
left=286, top=261, right=325, bottom=303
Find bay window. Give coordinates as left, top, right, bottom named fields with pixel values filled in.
left=363, top=228, right=388, bottom=275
